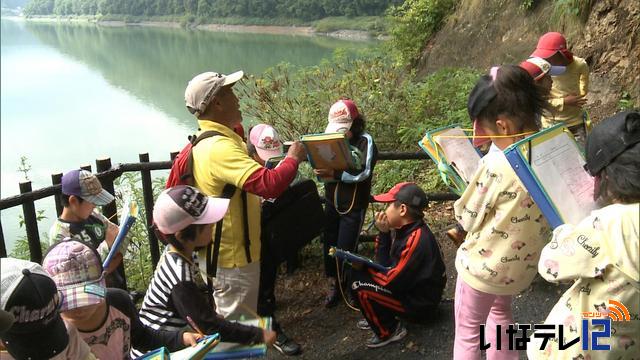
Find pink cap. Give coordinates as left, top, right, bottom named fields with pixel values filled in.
left=153, top=185, right=229, bottom=234
left=249, top=124, right=283, bottom=161
left=325, top=99, right=359, bottom=133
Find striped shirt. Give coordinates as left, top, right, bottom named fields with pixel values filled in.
left=138, top=246, right=207, bottom=331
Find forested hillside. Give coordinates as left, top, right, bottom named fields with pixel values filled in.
left=23, top=0, right=402, bottom=20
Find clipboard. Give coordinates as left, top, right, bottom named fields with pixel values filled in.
left=300, top=132, right=356, bottom=172
left=138, top=334, right=221, bottom=360
left=418, top=124, right=481, bottom=195
left=329, top=247, right=389, bottom=273
left=102, top=201, right=138, bottom=269
left=504, top=124, right=596, bottom=228
left=204, top=317, right=271, bottom=359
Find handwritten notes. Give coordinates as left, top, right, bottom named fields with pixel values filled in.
left=434, top=128, right=481, bottom=182
left=530, top=130, right=596, bottom=225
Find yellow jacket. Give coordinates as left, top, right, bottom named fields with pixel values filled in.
left=542, top=56, right=589, bottom=127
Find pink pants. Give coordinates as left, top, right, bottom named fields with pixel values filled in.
left=453, top=277, right=518, bottom=360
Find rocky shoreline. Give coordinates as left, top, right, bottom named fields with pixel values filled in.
left=11, top=15, right=377, bottom=41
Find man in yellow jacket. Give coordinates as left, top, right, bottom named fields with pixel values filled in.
left=532, top=32, right=590, bottom=145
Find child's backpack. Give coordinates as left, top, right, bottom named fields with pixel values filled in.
left=166, top=131, right=225, bottom=188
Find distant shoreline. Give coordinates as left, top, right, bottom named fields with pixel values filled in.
left=6, top=15, right=379, bottom=41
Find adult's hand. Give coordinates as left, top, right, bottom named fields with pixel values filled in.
left=286, top=141, right=307, bottom=163
left=564, top=94, right=587, bottom=107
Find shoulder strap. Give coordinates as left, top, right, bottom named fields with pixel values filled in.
left=190, top=130, right=225, bottom=146
left=206, top=183, right=237, bottom=279
left=241, top=190, right=252, bottom=263
left=183, top=131, right=226, bottom=185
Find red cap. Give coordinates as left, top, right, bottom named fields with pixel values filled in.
left=531, top=32, right=573, bottom=61
left=373, top=182, right=428, bottom=208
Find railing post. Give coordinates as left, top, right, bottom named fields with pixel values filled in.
left=170, top=151, right=179, bottom=161
left=96, top=159, right=118, bottom=224
left=0, top=221, right=6, bottom=258
left=95, top=158, right=127, bottom=289
left=80, top=164, right=92, bottom=172
left=139, top=153, right=160, bottom=267
left=19, top=181, right=42, bottom=263
left=52, top=172, right=63, bottom=217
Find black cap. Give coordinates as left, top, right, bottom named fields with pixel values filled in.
left=467, top=75, right=497, bottom=119
left=0, top=258, right=69, bottom=360
left=585, top=111, right=640, bottom=175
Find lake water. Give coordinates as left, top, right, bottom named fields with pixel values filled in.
left=0, top=17, right=372, bottom=253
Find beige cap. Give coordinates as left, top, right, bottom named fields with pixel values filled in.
left=184, top=71, right=244, bottom=117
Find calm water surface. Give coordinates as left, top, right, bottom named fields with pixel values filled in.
left=0, top=17, right=372, bottom=252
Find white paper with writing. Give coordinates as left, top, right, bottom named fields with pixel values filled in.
left=530, top=131, right=596, bottom=225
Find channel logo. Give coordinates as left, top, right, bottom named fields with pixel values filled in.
left=582, top=299, right=631, bottom=321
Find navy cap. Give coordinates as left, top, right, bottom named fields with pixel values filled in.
left=585, top=111, right=640, bottom=175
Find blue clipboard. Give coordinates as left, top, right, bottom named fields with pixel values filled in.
left=102, top=201, right=138, bottom=269
left=504, top=124, right=594, bottom=229
left=329, top=247, right=389, bottom=273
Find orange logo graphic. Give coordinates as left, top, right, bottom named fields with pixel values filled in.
left=582, top=299, right=631, bottom=321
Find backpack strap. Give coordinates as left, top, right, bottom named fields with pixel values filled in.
left=241, top=190, right=252, bottom=263
left=182, top=131, right=225, bottom=185
left=206, top=183, right=237, bottom=279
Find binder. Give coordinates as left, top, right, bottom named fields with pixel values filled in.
left=137, top=334, right=220, bottom=360
left=418, top=124, right=481, bottom=195
left=204, top=317, right=271, bottom=359
left=329, top=247, right=389, bottom=273
left=301, top=132, right=356, bottom=171
left=102, top=200, right=138, bottom=269
left=504, top=124, right=596, bottom=229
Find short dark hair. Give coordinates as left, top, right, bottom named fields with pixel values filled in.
left=155, top=223, right=207, bottom=251
left=393, top=201, right=424, bottom=222
left=596, top=142, right=640, bottom=204
left=475, top=65, right=548, bottom=132
left=60, top=193, right=83, bottom=207
left=350, top=115, right=366, bottom=139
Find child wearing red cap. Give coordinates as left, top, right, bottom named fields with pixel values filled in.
left=531, top=32, right=590, bottom=144
left=349, top=182, right=446, bottom=348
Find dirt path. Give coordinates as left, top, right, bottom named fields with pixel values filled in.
left=266, top=203, right=570, bottom=359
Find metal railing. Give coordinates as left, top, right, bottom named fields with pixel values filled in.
left=0, top=151, right=459, bottom=285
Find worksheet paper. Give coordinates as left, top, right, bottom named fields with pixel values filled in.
left=434, top=128, right=481, bottom=182
left=530, top=132, right=596, bottom=225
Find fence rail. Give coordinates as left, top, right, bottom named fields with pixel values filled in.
left=0, top=150, right=456, bottom=286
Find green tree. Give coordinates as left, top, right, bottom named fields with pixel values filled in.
left=387, top=0, right=457, bottom=65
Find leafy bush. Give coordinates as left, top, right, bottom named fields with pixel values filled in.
left=386, top=0, right=457, bottom=65
left=238, top=50, right=480, bottom=192
left=113, top=172, right=166, bottom=293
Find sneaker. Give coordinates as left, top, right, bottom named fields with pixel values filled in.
left=366, top=323, right=407, bottom=348
left=273, top=332, right=302, bottom=356
left=357, top=319, right=371, bottom=330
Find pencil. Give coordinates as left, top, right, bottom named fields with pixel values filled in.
left=186, top=315, right=204, bottom=337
